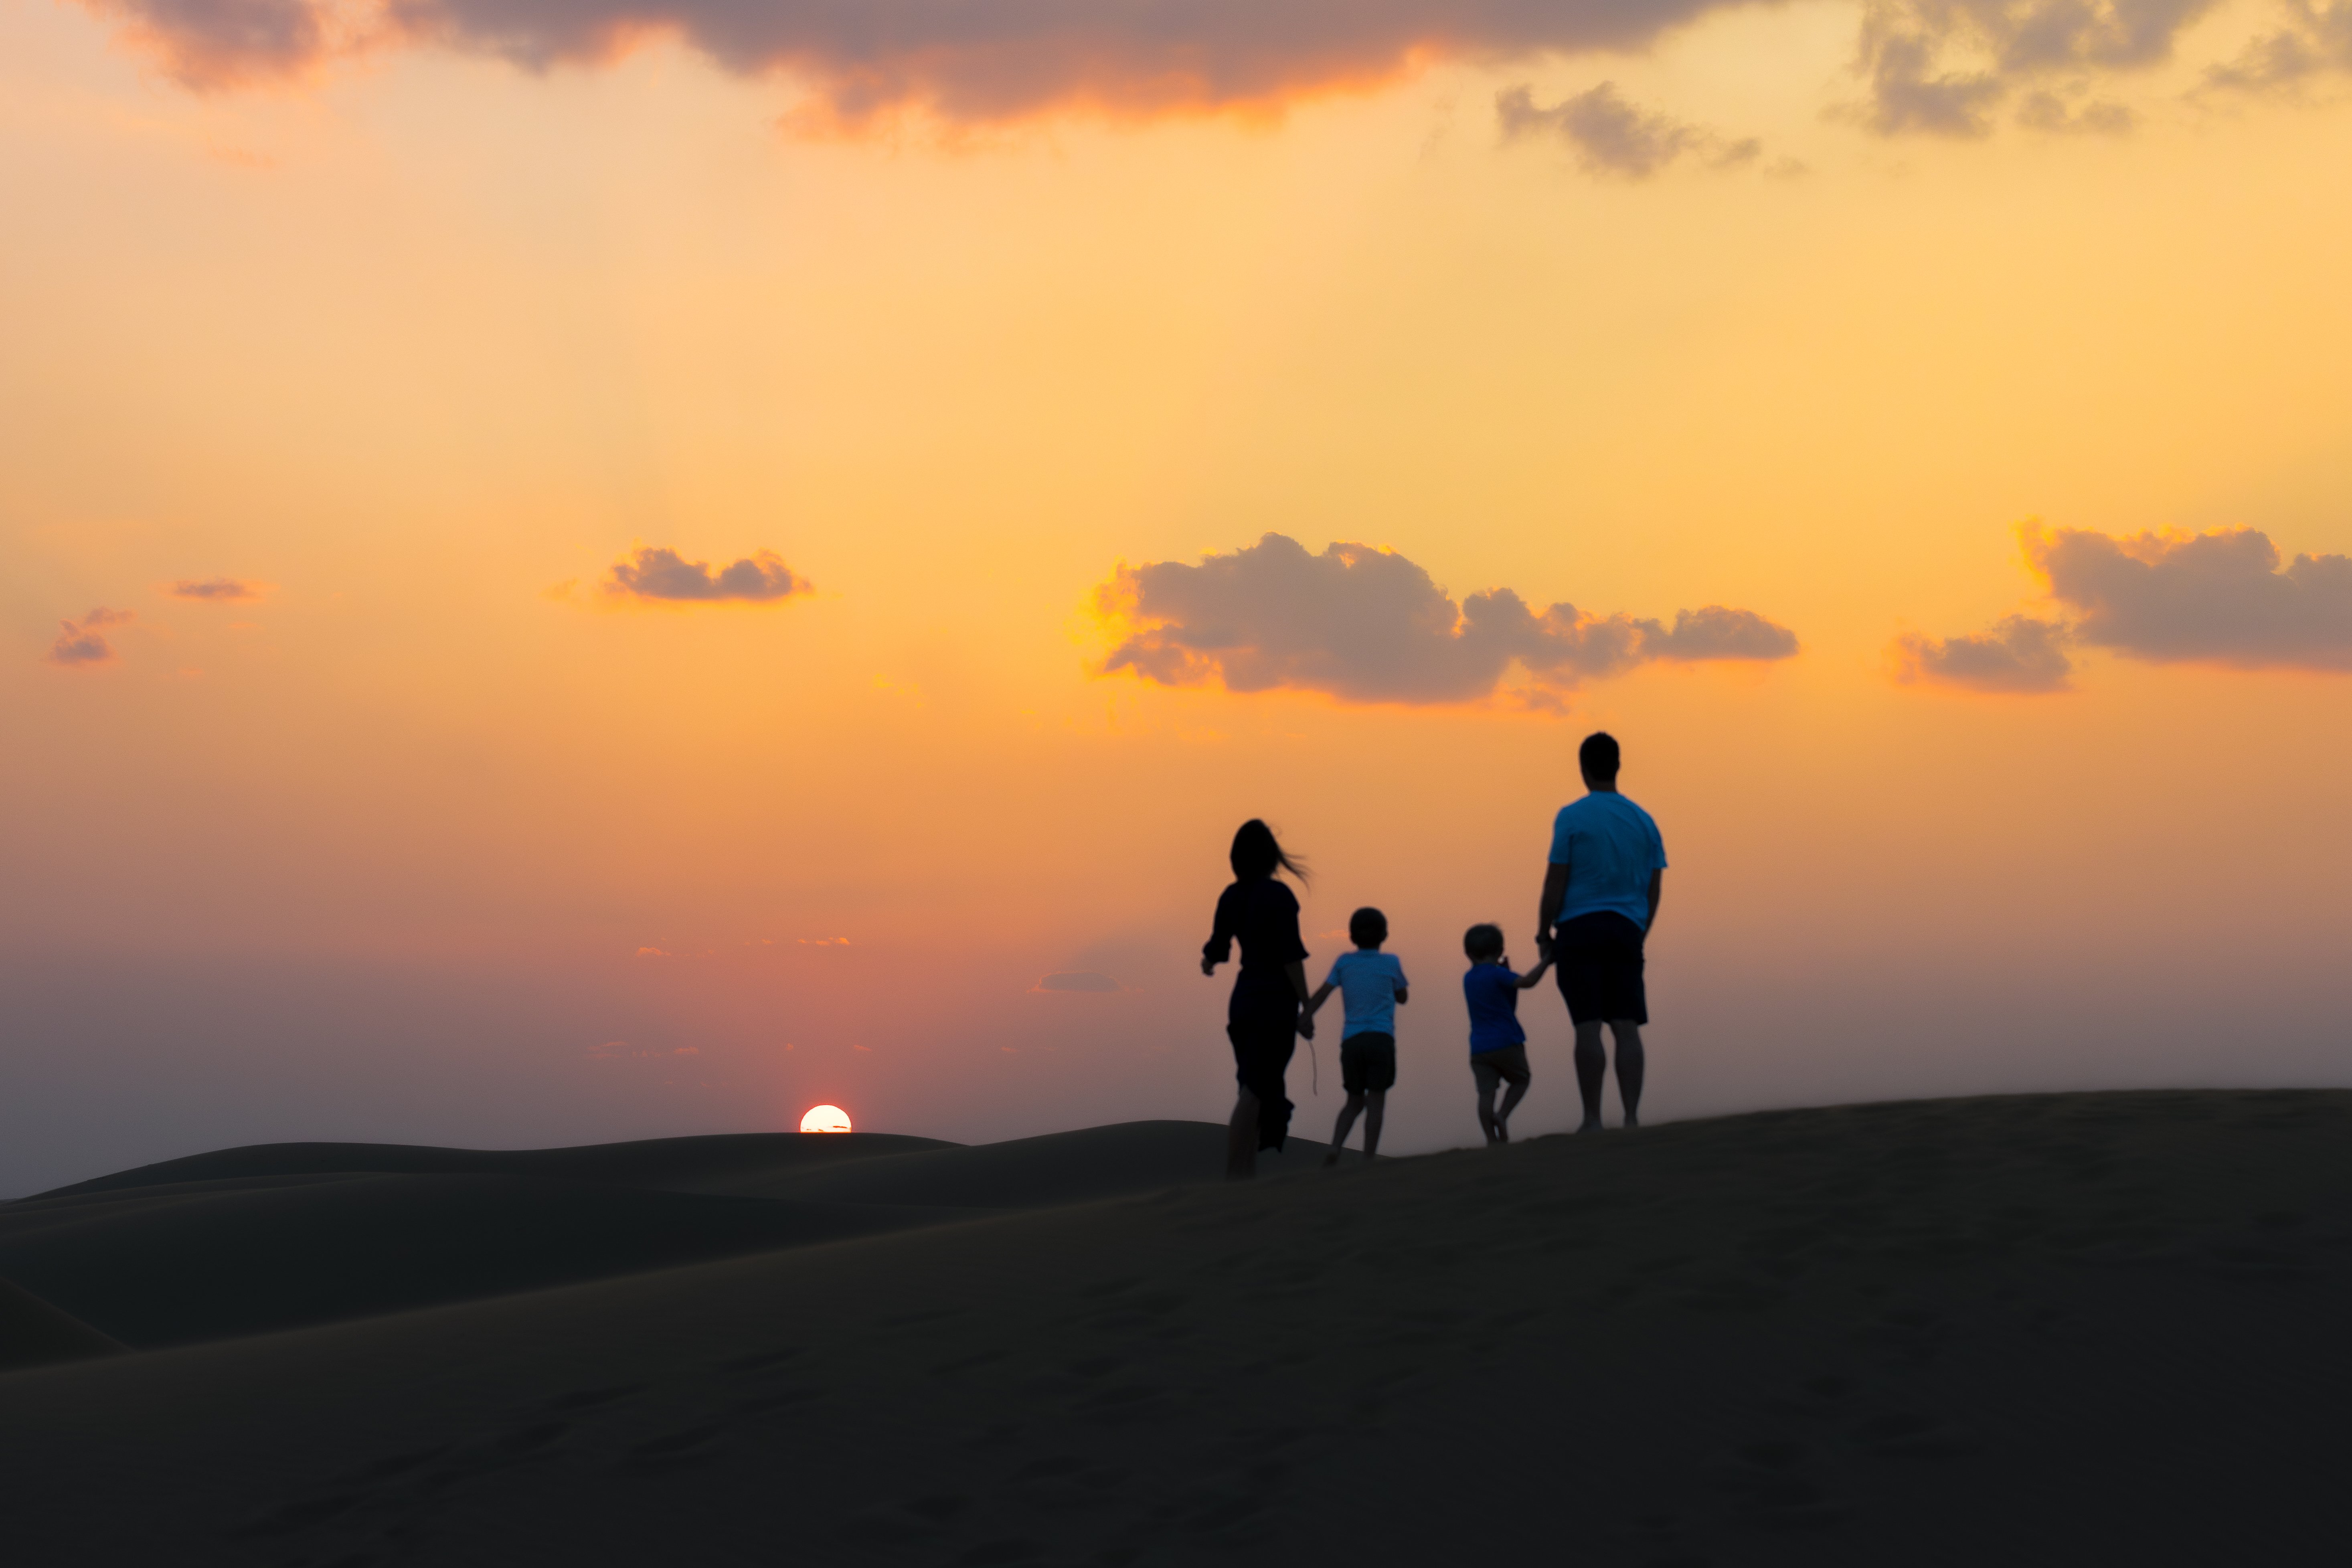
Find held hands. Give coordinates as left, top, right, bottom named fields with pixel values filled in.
left=1297, top=1012, right=1316, bottom=1041
left=1201, top=956, right=1220, bottom=976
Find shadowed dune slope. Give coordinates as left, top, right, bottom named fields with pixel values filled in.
left=692, top=1120, right=1339, bottom=1205
left=0, top=1276, right=123, bottom=1373
left=0, top=1175, right=972, bottom=1349
left=3, top=1123, right=1327, bottom=1347
left=3, top=1091, right=2350, bottom=1565
left=37, top=1131, right=954, bottom=1200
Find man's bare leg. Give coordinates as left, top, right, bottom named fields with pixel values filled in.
left=1573, top=1021, right=1608, bottom=1131
left=1325, top=1093, right=1366, bottom=1166
left=1227, top=1091, right=1260, bottom=1179
left=1611, top=1020, right=1645, bottom=1126
left=1362, top=1091, right=1386, bottom=1158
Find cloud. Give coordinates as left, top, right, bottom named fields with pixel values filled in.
left=1894, top=522, right=2352, bottom=692
left=604, top=546, right=811, bottom=604
left=2028, top=524, right=2352, bottom=669
left=2015, top=90, right=2133, bottom=133
left=83, top=0, right=1749, bottom=112
left=1636, top=605, right=1800, bottom=661
left=1098, top=532, right=1795, bottom=706
left=1851, top=0, right=2263, bottom=136
left=2204, top=2, right=2352, bottom=91
left=1893, top=615, right=2075, bottom=692
left=1034, top=971, right=1121, bottom=992
left=1496, top=82, right=1759, bottom=176
left=168, top=577, right=265, bottom=602
left=47, top=608, right=134, bottom=668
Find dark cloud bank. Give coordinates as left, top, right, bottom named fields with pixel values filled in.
left=1897, top=524, right=2352, bottom=693
left=605, top=546, right=810, bottom=603
left=84, top=0, right=2352, bottom=130
left=1101, top=532, right=1795, bottom=706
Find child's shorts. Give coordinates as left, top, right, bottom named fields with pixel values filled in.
left=1340, top=1032, right=1397, bottom=1093
left=1469, top=1043, right=1531, bottom=1092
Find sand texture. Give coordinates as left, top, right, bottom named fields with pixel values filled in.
left=3, top=1092, right=2349, bottom=1565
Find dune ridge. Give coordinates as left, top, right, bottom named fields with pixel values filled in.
left=3, top=1092, right=2348, bottom=1564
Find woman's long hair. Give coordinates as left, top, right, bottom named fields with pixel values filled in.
left=1230, top=819, right=1309, bottom=883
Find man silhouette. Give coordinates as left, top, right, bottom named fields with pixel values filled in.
left=1536, top=732, right=1665, bottom=1131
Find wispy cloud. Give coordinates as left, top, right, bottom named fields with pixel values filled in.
left=47, top=608, right=134, bottom=668
left=167, top=577, right=266, bottom=602
left=1098, top=532, right=1795, bottom=706
left=1496, top=82, right=1759, bottom=176
left=604, top=546, right=812, bottom=604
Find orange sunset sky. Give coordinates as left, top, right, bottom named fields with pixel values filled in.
left=5, top=0, right=2351, bottom=1193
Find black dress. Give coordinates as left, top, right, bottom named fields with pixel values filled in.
left=1203, top=876, right=1309, bottom=1151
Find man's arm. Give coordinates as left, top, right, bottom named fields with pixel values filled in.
left=1645, top=869, right=1663, bottom=938
left=1537, top=860, right=1570, bottom=953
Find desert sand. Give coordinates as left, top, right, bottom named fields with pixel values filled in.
left=3, top=1091, right=2350, bottom=1564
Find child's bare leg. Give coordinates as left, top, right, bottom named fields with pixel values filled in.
left=1475, top=1077, right=1500, bottom=1143
left=1325, top=1093, right=1366, bottom=1165
left=1362, top=1091, right=1386, bottom=1159
left=1494, top=1074, right=1530, bottom=1141
left=1611, top=1021, right=1645, bottom=1126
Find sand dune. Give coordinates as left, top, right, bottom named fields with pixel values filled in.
left=0, top=1276, right=123, bottom=1373
left=38, top=1130, right=954, bottom=1200
left=4, top=1092, right=2350, bottom=1565
left=4, top=1122, right=1328, bottom=1347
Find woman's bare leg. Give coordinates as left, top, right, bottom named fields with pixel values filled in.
left=1228, top=1091, right=1260, bottom=1179
left=1362, top=1091, right=1386, bottom=1158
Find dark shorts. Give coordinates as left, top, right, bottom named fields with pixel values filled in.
left=1470, top=1042, right=1530, bottom=1092
left=1553, top=912, right=1648, bottom=1026
left=1340, top=1033, right=1397, bottom=1095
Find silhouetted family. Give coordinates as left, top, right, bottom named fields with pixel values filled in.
left=1202, top=732, right=1666, bottom=1179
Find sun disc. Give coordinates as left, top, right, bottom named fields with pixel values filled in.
left=799, top=1104, right=853, bottom=1133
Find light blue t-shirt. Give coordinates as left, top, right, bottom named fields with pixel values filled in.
left=1325, top=950, right=1408, bottom=1039
left=1550, top=791, right=1667, bottom=930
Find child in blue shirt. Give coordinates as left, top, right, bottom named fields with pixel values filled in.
left=1304, top=906, right=1409, bottom=1164
left=1461, top=923, right=1552, bottom=1144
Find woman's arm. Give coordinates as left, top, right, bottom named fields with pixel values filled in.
left=1201, top=886, right=1236, bottom=975
left=1287, top=960, right=1315, bottom=1038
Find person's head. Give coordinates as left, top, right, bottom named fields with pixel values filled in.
left=1229, top=819, right=1309, bottom=883
left=1579, top=730, right=1621, bottom=790
left=1463, top=923, right=1505, bottom=964
left=1348, top=907, right=1389, bottom=949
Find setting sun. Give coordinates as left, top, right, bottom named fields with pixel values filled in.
left=799, top=1105, right=853, bottom=1134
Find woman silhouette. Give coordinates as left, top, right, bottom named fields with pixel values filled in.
left=1201, top=819, right=1315, bottom=1179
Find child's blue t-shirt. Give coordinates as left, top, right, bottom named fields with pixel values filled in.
left=1463, top=963, right=1526, bottom=1053
left=1326, top=950, right=1407, bottom=1039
